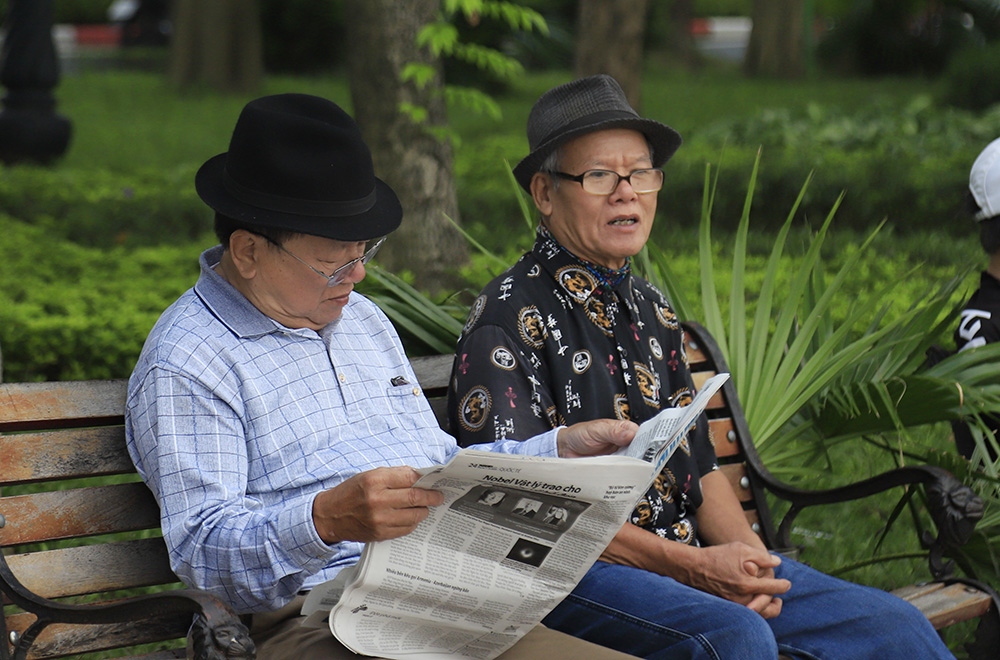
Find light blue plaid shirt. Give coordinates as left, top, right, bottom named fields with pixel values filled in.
left=126, top=246, right=558, bottom=613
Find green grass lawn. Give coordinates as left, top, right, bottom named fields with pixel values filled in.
left=55, top=58, right=938, bottom=173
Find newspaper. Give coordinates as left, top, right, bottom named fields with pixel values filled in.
left=301, top=373, right=730, bottom=659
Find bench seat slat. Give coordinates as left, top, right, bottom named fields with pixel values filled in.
left=0, top=483, right=160, bottom=546
left=892, top=582, right=994, bottom=629
left=0, top=427, right=133, bottom=485
left=4, top=538, right=177, bottom=600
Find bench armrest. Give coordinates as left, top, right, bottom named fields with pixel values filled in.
left=751, top=462, right=983, bottom=580
left=0, top=555, right=255, bottom=659
left=678, top=320, right=985, bottom=583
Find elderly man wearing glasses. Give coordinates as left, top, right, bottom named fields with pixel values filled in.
left=448, top=75, right=953, bottom=659
left=124, top=93, right=642, bottom=660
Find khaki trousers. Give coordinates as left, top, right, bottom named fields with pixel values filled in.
left=250, top=596, right=637, bottom=660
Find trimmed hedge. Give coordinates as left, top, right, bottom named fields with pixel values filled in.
left=456, top=98, right=1000, bottom=250
left=0, top=209, right=977, bottom=383
left=0, top=164, right=208, bottom=247
left=0, top=214, right=202, bottom=381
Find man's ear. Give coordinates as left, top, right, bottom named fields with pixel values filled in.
left=227, top=229, right=263, bottom=280
left=530, top=172, right=555, bottom=217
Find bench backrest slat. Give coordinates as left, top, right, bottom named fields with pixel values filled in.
left=0, top=380, right=128, bottom=431
left=0, top=483, right=159, bottom=546
left=4, top=538, right=176, bottom=600
left=0, top=379, right=180, bottom=658
left=0, top=427, right=133, bottom=484
left=681, top=324, right=783, bottom=549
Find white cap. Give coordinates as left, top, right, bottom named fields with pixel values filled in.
left=971, top=137, right=1000, bottom=221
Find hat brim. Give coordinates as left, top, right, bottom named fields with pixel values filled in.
left=512, top=117, right=682, bottom=193
left=195, top=153, right=402, bottom=241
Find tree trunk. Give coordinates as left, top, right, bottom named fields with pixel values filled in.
left=743, top=0, right=804, bottom=78
left=342, top=0, right=466, bottom=295
left=573, top=0, right=651, bottom=111
left=168, top=0, right=263, bottom=93
left=667, top=0, right=700, bottom=70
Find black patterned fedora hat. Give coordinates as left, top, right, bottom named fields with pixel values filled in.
left=196, top=93, right=401, bottom=241
left=512, top=74, right=682, bottom=192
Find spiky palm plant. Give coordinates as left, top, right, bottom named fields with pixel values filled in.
left=638, top=151, right=1000, bottom=587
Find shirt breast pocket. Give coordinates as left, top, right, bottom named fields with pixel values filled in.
left=383, top=383, right=434, bottom=432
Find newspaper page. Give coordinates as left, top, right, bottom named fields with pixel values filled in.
left=302, top=372, right=730, bottom=660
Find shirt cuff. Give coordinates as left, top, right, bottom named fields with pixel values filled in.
left=491, top=426, right=562, bottom=458
left=279, top=493, right=341, bottom=571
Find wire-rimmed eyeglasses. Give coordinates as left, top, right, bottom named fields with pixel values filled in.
left=257, top=233, right=386, bottom=287
left=551, top=168, right=664, bottom=195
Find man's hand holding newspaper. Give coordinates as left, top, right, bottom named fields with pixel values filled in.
left=302, top=373, right=730, bottom=659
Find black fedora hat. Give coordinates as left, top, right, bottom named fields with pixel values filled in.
left=196, top=93, right=401, bottom=241
left=512, top=74, right=682, bottom=192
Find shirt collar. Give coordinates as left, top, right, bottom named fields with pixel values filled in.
left=194, top=245, right=294, bottom=339
left=531, top=225, right=636, bottom=300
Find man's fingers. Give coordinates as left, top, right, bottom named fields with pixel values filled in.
left=745, top=593, right=774, bottom=614
left=314, top=467, right=443, bottom=544
left=745, top=594, right=783, bottom=619
left=559, top=419, right=639, bottom=457
left=744, top=551, right=782, bottom=572
left=405, top=485, right=445, bottom=508
left=601, top=419, right=638, bottom=447
left=749, top=575, right=791, bottom=596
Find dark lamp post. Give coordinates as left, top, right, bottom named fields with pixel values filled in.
left=0, top=0, right=72, bottom=165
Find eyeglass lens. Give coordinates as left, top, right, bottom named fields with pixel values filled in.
left=326, top=237, right=385, bottom=286
left=581, top=169, right=663, bottom=194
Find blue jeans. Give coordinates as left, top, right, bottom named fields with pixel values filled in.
left=542, top=558, right=953, bottom=659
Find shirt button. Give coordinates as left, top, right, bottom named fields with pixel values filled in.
left=339, top=373, right=346, bottom=383
left=412, top=387, right=421, bottom=396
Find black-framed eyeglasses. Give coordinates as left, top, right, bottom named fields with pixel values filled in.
left=551, top=168, right=664, bottom=195
left=257, top=233, right=386, bottom=287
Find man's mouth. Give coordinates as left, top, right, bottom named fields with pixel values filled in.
left=609, top=216, right=638, bottom=226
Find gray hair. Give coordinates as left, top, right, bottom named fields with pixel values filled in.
left=538, top=149, right=562, bottom=189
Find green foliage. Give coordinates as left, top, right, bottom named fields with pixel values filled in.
left=941, top=40, right=1000, bottom=112
left=0, top=215, right=201, bottom=381
left=0, top=0, right=107, bottom=22
left=444, top=0, right=548, bottom=32
left=641, top=154, right=1000, bottom=592
left=0, top=163, right=209, bottom=247
left=359, top=267, right=467, bottom=357
left=670, top=99, right=1000, bottom=234
left=405, top=0, right=546, bottom=135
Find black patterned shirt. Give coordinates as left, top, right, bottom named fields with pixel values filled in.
left=449, top=229, right=718, bottom=543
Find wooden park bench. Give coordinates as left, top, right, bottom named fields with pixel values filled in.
left=1, top=321, right=997, bottom=658
left=0, top=381, right=255, bottom=659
